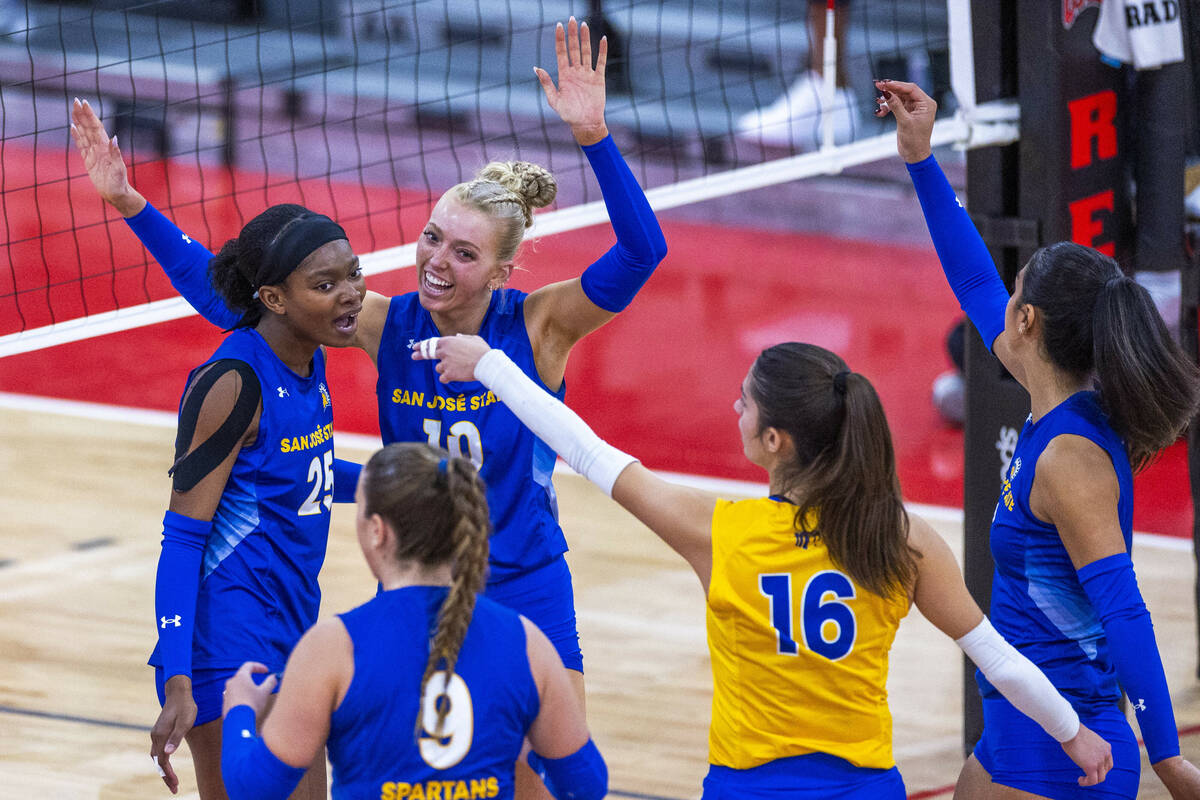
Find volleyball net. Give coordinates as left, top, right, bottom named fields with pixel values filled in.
left=0, top=0, right=1014, bottom=357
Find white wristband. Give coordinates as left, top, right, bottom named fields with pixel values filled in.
left=474, top=349, right=637, bottom=496
left=955, top=617, right=1080, bottom=743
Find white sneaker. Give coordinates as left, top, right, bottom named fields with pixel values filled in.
left=736, top=71, right=857, bottom=149
left=1187, top=183, right=1200, bottom=220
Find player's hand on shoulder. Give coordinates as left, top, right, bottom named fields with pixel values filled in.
left=1153, top=756, right=1200, bottom=799
left=874, top=80, right=937, bottom=164
left=221, top=661, right=278, bottom=718
left=69, top=98, right=146, bottom=217
left=411, top=334, right=491, bottom=383
left=1061, top=723, right=1112, bottom=787
left=150, top=674, right=197, bottom=794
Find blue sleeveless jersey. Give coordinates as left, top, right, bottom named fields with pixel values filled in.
left=375, top=291, right=567, bottom=580
left=150, top=328, right=336, bottom=672
left=327, top=587, right=540, bottom=800
left=980, top=391, right=1133, bottom=712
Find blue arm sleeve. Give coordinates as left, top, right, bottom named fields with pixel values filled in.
left=578, top=135, right=668, bottom=312
left=221, top=705, right=307, bottom=800
left=332, top=458, right=361, bottom=503
left=154, top=510, right=211, bottom=681
left=906, top=155, right=1009, bottom=351
left=529, top=739, right=607, bottom=800
left=124, top=203, right=241, bottom=329
left=1078, top=552, right=1179, bottom=763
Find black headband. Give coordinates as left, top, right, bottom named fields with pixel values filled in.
left=255, top=213, right=348, bottom=289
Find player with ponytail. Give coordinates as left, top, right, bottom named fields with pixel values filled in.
left=220, top=443, right=605, bottom=800
left=880, top=78, right=1200, bottom=799
left=416, top=335, right=1112, bottom=797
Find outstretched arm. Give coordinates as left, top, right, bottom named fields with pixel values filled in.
left=524, top=19, right=668, bottom=389
left=71, top=98, right=240, bottom=329
left=907, top=516, right=1112, bottom=787
left=413, top=334, right=715, bottom=586
left=876, top=81, right=1013, bottom=374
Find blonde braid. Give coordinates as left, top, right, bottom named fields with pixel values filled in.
left=419, top=457, right=492, bottom=736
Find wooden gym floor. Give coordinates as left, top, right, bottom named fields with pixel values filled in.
left=1, top=397, right=1197, bottom=799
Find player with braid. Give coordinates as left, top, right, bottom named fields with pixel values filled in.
left=219, top=443, right=605, bottom=800
left=878, top=79, right=1200, bottom=799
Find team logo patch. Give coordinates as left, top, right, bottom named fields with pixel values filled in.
left=319, top=382, right=331, bottom=410
left=1010, top=457, right=1021, bottom=479
left=1062, top=0, right=1101, bottom=28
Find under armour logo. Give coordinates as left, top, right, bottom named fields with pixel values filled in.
left=277, top=386, right=289, bottom=398
left=181, top=233, right=192, bottom=244
left=1133, top=698, right=1147, bottom=712
left=407, top=338, right=417, bottom=349
left=240, top=728, right=253, bottom=738
left=160, top=615, right=182, bottom=628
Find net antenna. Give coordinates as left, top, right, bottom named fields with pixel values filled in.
left=1, top=0, right=1015, bottom=358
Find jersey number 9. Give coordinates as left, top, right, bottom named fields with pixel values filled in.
left=418, top=670, right=475, bottom=769
left=759, top=570, right=857, bottom=661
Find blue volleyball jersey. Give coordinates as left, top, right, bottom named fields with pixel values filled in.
left=327, top=587, right=540, bottom=800
left=375, top=290, right=566, bottom=581
left=149, top=328, right=336, bottom=672
left=980, top=391, right=1133, bottom=712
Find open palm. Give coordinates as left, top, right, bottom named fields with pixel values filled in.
left=534, top=18, right=607, bottom=144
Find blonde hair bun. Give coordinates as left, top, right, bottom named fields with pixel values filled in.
left=476, top=161, right=557, bottom=225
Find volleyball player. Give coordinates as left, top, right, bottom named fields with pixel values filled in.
left=219, top=443, right=605, bottom=800
left=879, top=78, right=1200, bottom=799
left=73, top=18, right=664, bottom=793
left=73, top=114, right=366, bottom=796
left=413, top=333, right=1113, bottom=797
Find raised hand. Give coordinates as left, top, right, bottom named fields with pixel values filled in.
left=873, top=79, right=938, bottom=164
left=69, top=97, right=147, bottom=217
left=534, top=17, right=608, bottom=146
left=410, top=333, right=491, bottom=383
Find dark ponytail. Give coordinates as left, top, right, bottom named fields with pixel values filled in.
left=1092, top=277, right=1199, bottom=470
left=208, top=203, right=310, bottom=328
left=1020, top=242, right=1200, bottom=471
left=750, top=343, right=917, bottom=598
left=361, top=443, right=491, bottom=737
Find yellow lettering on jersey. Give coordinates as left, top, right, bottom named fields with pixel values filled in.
left=452, top=780, right=470, bottom=800
left=486, top=777, right=498, bottom=798
left=469, top=779, right=488, bottom=799
left=410, top=783, right=425, bottom=800
left=426, top=782, right=441, bottom=800
left=392, top=389, right=427, bottom=407
left=279, top=423, right=335, bottom=453
left=380, top=783, right=397, bottom=800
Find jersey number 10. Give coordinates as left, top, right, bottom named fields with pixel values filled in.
left=759, top=571, right=857, bottom=661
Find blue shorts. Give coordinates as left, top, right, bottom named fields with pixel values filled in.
left=484, top=554, right=583, bottom=672
left=154, top=666, right=281, bottom=727
left=703, top=753, right=905, bottom=799
left=974, top=695, right=1141, bottom=799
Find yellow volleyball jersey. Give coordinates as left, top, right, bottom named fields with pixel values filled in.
left=706, top=497, right=910, bottom=770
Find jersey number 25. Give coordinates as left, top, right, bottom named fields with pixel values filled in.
left=759, top=571, right=857, bottom=661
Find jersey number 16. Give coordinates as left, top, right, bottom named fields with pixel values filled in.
left=759, top=571, right=857, bottom=661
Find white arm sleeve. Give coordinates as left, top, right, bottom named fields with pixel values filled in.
left=955, top=617, right=1080, bottom=743
left=474, top=349, right=638, bottom=496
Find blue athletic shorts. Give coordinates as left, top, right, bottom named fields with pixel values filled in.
left=974, top=695, right=1141, bottom=799
left=484, top=554, right=583, bottom=672
left=154, top=666, right=281, bottom=727
left=702, top=752, right=905, bottom=799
